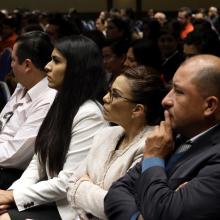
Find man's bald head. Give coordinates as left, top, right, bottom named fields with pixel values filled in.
left=180, top=55, right=220, bottom=99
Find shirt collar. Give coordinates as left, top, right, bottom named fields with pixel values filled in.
left=190, top=124, right=219, bottom=142
left=19, top=77, right=48, bottom=102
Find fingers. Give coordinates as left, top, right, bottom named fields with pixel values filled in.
left=175, top=181, right=188, bottom=191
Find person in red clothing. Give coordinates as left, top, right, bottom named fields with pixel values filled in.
left=177, top=7, right=194, bottom=39
left=0, top=17, right=17, bottom=54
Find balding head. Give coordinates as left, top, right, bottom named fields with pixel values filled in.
left=180, top=55, right=220, bottom=99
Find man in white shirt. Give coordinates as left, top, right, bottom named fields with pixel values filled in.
left=0, top=31, right=56, bottom=189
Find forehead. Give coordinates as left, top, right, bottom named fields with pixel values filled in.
left=102, top=46, right=113, bottom=54
left=112, top=75, right=132, bottom=92
left=178, top=11, right=187, bottom=18
left=12, top=42, right=19, bottom=56
left=173, top=64, right=197, bottom=87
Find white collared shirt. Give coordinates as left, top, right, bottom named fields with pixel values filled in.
left=0, top=77, right=56, bottom=169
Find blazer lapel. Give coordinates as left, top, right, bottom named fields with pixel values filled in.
left=167, top=124, right=220, bottom=176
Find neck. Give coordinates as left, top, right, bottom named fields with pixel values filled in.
left=118, top=122, right=146, bottom=149
left=25, top=71, right=45, bottom=90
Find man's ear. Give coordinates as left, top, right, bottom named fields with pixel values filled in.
left=204, top=96, right=219, bottom=116
left=24, top=59, right=32, bottom=72
left=132, top=104, right=145, bottom=118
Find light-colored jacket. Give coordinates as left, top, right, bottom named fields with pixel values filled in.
left=67, top=125, right=153, bottom=220
left=9, top=100, right=108, bottom=220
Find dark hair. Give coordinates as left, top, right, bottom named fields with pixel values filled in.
left=107, top=16, right=132, bottom=42
left=122, top=66, right=167, bottom=125
left=131, top=39, right=162, bottom=70
left=15, top=31, right=53, bottom=71
left=83, top=30, right=106, bottom=49
left=184, top=28, right=220, bottom=57
left=103, top=38, right=129, bottom=57
left=179, top=7, right=192, bottom=18
left=35, top=35, right=106, bottom=176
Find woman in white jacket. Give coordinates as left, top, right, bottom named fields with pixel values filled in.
left=67, top=66, right=167, bottom=219
left=0, top=35, right=107, bottom=220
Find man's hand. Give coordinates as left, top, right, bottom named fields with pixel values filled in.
left=144, top=110, right=174, bottom=159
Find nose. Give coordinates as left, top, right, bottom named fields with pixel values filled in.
left=44, top=61, right=52, bottom=74
left=103, top=91, right=111, bottom=104
left=162, top=89, right=173, bottom=109
left=124, top=57, right=129, bottom=67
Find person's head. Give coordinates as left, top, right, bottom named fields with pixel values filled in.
left=0, top=17, right=17, bottom=40
left=37, top=35, right=106, bottom=176
left=45, top=35, right=105, bottom=96
left=103, top=66, right=166, bottom=127
left=178, top=7, right=192, bottom=25
left=102, top=39, right=128, bottom=75
left=11, top=31, right=53, bottom=89
left=158, top=24, right=180, bottom=58
left=45, top=14, right=77, bottom=43
left=154, top=12, right=167, bottom=26
left=183, top=28, right=220, bottom=58
left=96, top=17, right=106, bottom=32
left=208, top=6, right=218, bottom=19
left=162, top=55, right=220, bottom=138
left=125, top=39, right=161, bottom=70
left=106, top=16, right=131, bottom=42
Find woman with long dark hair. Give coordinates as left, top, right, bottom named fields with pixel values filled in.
left=0, top=35, right=107, bottom=220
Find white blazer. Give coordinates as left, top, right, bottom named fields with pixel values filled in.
left=9, top=100, right=108, bottom=220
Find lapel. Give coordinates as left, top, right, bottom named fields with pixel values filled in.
left=167, top=124, right=220, bottom=176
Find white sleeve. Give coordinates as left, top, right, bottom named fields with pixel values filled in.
left=0, top=101, right=53, bottom=169
left=12, top=102, right=107, bottom=211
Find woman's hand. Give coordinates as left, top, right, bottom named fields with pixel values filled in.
left=0, top=190, right=14, bottom=205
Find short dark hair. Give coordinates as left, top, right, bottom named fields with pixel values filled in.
left=103, top=38, right=129, bottom=57
left=122, top=66, right=167, bottom=125
left=15, top=31, right=53, bottom=71
left=130, top=39, right=162, bottom=71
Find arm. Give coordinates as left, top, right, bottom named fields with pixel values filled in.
left=12, top=103, right=107, bottom=211
left=68, top=132, right=144, bottom=219
left=137, top=111, right=220, bottom=219
left=104, top=163, right=141, bottom=220
left=0, top=100, right=54, bottom=168
left=138, top=164, right=220, bottom=220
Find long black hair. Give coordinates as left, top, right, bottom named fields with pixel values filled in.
left=35, top=35, right=105, bottom=176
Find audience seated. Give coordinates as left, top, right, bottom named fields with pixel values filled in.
left=0, top=31, right=56, bottom=189
left=0, top=35, right=107, bottom=220
left=105, top=54, right=220, bottom=220
left=102, top=39, right=129, bottom=85
left=125, top=39, right=162, bottom=72
left=67, top=65, right=167, bottom=219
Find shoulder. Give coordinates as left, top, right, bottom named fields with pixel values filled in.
left=76, top=100, right=104, bottom=118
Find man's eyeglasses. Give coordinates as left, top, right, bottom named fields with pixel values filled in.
left=0, top=111, right=13, bottom=132
left=107, top=88, right=136, bottom=103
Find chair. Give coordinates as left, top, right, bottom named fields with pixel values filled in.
left=0, top=81, right=11, bottom=111
left=0, top=48, right=12, bottom=81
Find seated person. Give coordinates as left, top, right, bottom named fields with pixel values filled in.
left=104, top=55, right=220, bottom=220
left=0, top=35, right=107, bottom=220
left=0, top=31, right=56, bottom=189
left=67, top=66, right=167, bottom=219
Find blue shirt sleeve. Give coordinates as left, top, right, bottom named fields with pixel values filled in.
left=130, top=211, right=140, bottom=220
left=142, top=157, right=165, bottom=173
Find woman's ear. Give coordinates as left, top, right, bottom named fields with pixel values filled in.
left=132, top=104, right=145, bottom=118
left=204, top=96, right=219, bottom=116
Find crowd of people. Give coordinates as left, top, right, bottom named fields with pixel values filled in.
left=0, top=4, right=220, bottom=220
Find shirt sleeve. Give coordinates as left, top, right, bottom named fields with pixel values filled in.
left=142, top=157, right=165, bottom=172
